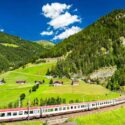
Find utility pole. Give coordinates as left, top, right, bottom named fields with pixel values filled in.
left=18, top=97, right=21, bottom=108
left=28, top=96, right=30, bottom=121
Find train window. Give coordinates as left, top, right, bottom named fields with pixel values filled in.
left=45, top=109, right=47, bottom=113
left=59, top=107, right=62, bottom=111
left=48, top=109, right=53, bottom=112
left=13, top=112, right=17, bottom=116
left=81, top=105, right=84, bottom=108
left=0, top=113, right=5, bottom=117
left=63, top=107, right=66, bottom=110
left=24, top=111, right=28, bottom=115
left=71, top=106, right=73, bottom=109
left=19, top=111, right=23, bottom=115
left=55, top=108, right=58, bottom=111
left=30, top=111, right=33, bottom=114
left=78, top=106, right=80, bottom=108
left=67, top=107, right=70, bottom=110
left=92, top=104, right=95, bottom=106
left=50, top=109, right=53, bottom=112
left=74, top=106, right=76, bottom=109
left=34, top=110, right=39, bottom=114
left=7, top=112, right=11, bottom=116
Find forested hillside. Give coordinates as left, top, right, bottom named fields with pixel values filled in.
left=45, top=9, right=125, bottom=90
left=43, top=10, right=125, bottom=58
left=0, top=32, right=44, bottom=72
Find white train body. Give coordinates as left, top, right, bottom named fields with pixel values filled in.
left=0, top=97, right=125, bottom=122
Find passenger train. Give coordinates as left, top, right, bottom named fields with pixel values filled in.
left=0, top=97, right=125, bottom=122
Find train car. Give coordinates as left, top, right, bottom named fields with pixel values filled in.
left=0, top=97, right=125, bottom=122
left=0, top=107, right=41, bottom=122
left=41, top=103, right=89, bottom=117
left=115, top=97, right=125, bottom=105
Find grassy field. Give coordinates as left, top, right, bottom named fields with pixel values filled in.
left=0, top=60, right=56, bottom=108
left=0, top=43, right=19, bottom=48
left=70, top=106, right=125, bottom=125
left=0, top=59, right=120, bottom=108
left=23, top=83, right=119, bottom=107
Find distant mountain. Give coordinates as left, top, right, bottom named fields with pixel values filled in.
left=36, top=40, right=54, bottom=49
left=0, top=32, right=45, bottom=72
left=45, top=9, right=125, bottom=90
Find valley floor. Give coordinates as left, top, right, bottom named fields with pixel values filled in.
left=0, top=58, right=120, bottom=108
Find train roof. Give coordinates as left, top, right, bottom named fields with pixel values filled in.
left=0, top=107, right=40, bottom=112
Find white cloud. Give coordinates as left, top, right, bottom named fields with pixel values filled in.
left=40, top=31, right=53, bottom=36
left=48, top=12, right=81, bottom=29
left=41, top=2, right=82, bottom=40
left=42, top=3, right=71, bottom=19
left=0, top=29, right=4, bottom=32
left=53, top=26, right=81, bottom=40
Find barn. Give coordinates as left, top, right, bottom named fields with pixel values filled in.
left=16, top=80, right=26, bottom=84
left=53, top=81, right=63, bottom=86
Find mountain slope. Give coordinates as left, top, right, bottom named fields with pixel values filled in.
left=47, top=9, right=125, bottom=90
left=46, top=10, right=125, bottom=58
left=0, top=32, right=45, bottom=72
left=36, top=40, right=54, bottom=49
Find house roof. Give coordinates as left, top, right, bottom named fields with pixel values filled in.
left=53, top=81, right=63, bottom=84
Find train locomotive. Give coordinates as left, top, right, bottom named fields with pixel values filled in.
left=0, top=97, right=125, bottom=122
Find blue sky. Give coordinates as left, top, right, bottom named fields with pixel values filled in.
left=0, top=0, right=125, bottom=43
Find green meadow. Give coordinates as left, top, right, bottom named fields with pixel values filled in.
left=0, top=43, right=19, bottom=48
left=0, top=59, right=120, bottom=108
left=70, top=106, right=125, bottom=125
left=23, top=84, right=119, bottom=107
